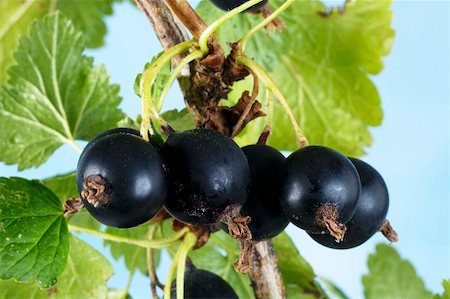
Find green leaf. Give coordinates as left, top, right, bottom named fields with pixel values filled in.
left=0, top=13, right=124, bottom=170
left=434, top=280, right=450, bottom=299
left=104, top=224, right=160, bottom=275
left=41, top=172, right=101, bottom=230
left=189, top=231, right=254, bottom=299
left=53, top=235, right=114, bottom=298
left=0, top=235, right=113, bottom=298
left=362, top=244, right=433, bottom=299
left=0, top=0, right=116, bottom=83
left=196, top=0, right=394, bottom=156
left=272, top=232, right=325, bottom=298
left=318, top=277, right=350, bottom=299
left=0, top=177, right=69, bottom=288
left=161, top=109, right=195, bottom=132
left=0, top=280, right=48, bottom=299
left=107, top=289, right=133, bottom=299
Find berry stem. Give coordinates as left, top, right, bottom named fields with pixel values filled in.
left=158, top=50, right=204, bottom=110
left=68, top=224, right=190, bottom=249
left=198, top=0, right=266, bottom=55
left=239, top=0, right=295, bottom=53
left=238, top=55, right=309, bottom=148
left=380, top=219, right=399, bottom=242
left=176, top=233, right=198, bottom=299
left=140, top=39, right=196, bottom=140
left=147, top=224, right=164, bottom=298
left=163, top=232, right=197, bottom=299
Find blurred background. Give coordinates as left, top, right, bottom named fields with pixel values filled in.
left=0, top=0, right=448, bottom=298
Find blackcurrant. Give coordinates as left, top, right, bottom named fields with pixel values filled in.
left=163, top=128, right=250, bottom=225
left=280, top=146, right=361, bottom=239
left=170, top=267, right=238, bottom=299
left=308, top=158, right=389, bottom=249
left=225, top=144, right=288, bottom=240
left=210, top=0, right=268, bottom=12
left=76, top=129, right=167, bottom=228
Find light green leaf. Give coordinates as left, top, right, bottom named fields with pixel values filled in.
left=0, top=280, right=48, bottom=299
left=434, top=280, right=450, bottom=299
left=0, top=235, right=114, bottom=298
left=196, top=0, right=394, bottom=156
left=161, top=109, right=196, bottom=132
left=0, top=177, right=69, bottom=288
left=362, top=244, right=433, bottom=299
left=0, top=0, right=116, bottom=83
left=0, top=13, right=124, bottom=170
left=189, top=231, right=254, bottom=299
left=273, top=232, right=325, bottom=299
left=104, top=224, right=160, bottom=275
left=107, top=289, right=133, bottom=299
left=41, top=172, right=101, bottom=230
left=319, top=277, right=350, bottom=299
left=53, top=235, right=114, bottom=298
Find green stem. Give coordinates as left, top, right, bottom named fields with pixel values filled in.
left=164, top=242, right=182, bottom=298
left=176, top=233, right=197, bottom=299
left=237, top=55, right=308, bottom=147
left=198, top=0, right=265, bottom=54
left=158, top=50, right=203, bottom=110
left=239, top=0, right=295, bottom=53
left=140, top=39, right=196, bottom=140
left=68, top=224, right=189, bottom=249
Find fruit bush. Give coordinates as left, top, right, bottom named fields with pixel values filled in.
left=0, top=0, right=448, bottom=298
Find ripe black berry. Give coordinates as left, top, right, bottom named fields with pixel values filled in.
left=231, top=144, right=289, bottom=241
left=76, top=129, right=167, bottom=228
left=163, top=128, right=250, bottom=225
left=210, top=0, right=268, bottom=12
left=280, top=146, right=361, bottom=240
left=170, top=266, right=238, bottom=299
left=308, top=158, right=389, bottom=249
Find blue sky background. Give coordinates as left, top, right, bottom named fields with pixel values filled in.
left=0, top=1, right=448, bottom=298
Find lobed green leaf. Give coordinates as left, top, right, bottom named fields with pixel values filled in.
left=362, top=244, right=433, bottom=299
left=0, top=177, right=69, bottom=288
left=0, top=0, right=116, bottom=83
left=0, top=13, right=124, bottom=170
left=0, top=235, right=114, bottom=298
left=196, top=0, right=394, bottom=156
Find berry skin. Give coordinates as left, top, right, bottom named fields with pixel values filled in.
left=163, top=128, right=250, bottom=225
left=210, top=0, right=268, bottom=12
left=76, top=129, right=167, bottom=228
left=308, top=158, right=389, bottom=249
left=235, top=144, right=289, bottom=240
left=280, top=146, right=361, bottom=236
left=170, top=267, right=238, bottom=299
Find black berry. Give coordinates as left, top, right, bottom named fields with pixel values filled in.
left=308, top=158, right=389, bottom=249
left=280, top=146, right=361, bottom=240
left=210, top=0, right=268, bottom=12
left=76, top=129, right=167, bottom=228
left=229, top=144, right=289, bottom=240
left=163, top=128, right=250, bottom=225
left=170, top=266, right=238, bottom=299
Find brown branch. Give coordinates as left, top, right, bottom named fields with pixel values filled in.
left=134, top=2, right=286, bottom=298
left=165, top=0, right=208, bottom=39
left=249, top=240, right=286, bottom=299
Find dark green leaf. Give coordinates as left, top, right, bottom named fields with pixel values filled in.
left=0, top=13, right=124, bottom=170
left=273, top=232, right=325, bottom=298
left=0, top=177, right=69, bottom=288
left=363, top=244, right=433, bottom=299
left=41, top=172, right=100, bottom=230
left=0, top=235, right=113, bottom=298
left=0, top=0, right=116, bottom=83
left=196, top=0, right=394, bottom=156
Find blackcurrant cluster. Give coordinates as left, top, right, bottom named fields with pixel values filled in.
left=77, top=127, right=392, bottom=249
